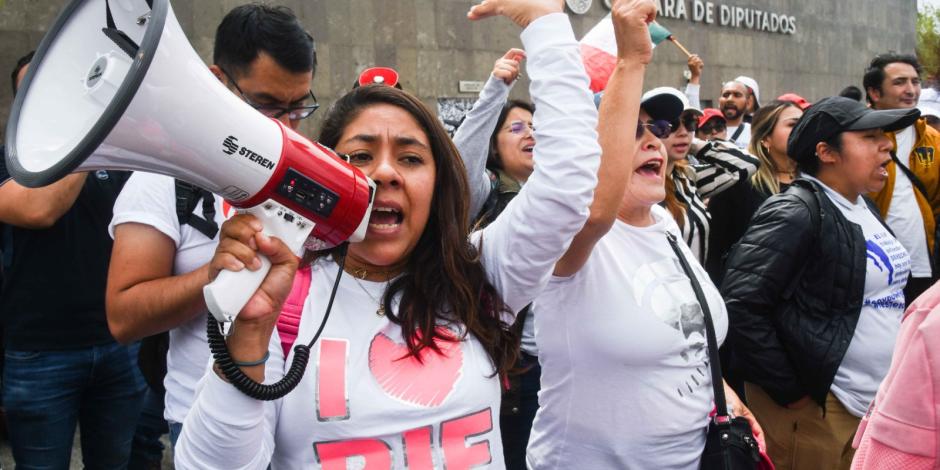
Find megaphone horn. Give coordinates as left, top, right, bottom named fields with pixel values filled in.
left=6, top=0, right=375, bottom=324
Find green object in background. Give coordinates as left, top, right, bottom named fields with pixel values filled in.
left=649, top=22, right=673, bottom=46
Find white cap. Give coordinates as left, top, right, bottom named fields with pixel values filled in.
left=733, top=76, right=760, bottom=107
left=919, top=88, right=940, bottom=118
left=643, top=86, right=698, bottom=112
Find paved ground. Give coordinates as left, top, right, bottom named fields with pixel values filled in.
left=0, top=431, right=174, bottom=469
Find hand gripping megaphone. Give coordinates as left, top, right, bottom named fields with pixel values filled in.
left=5, top=0, right=375, bottom=325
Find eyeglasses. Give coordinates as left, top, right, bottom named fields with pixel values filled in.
left=507, top=120, right=535, bottom=135
left=636, top=120, right=672, bottom=139
left=699, top=120, right=727, bottom=135
left=218, top=66, right=319, bottom=121
left=670, top=114, right=699, bottom=134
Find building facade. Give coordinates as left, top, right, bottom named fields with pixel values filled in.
left=0, top=0, right=917, bottom=141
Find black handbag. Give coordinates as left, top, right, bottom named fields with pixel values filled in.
left=666, top=232, right=761, bottom=470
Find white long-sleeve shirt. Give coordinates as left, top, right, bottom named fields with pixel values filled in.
left=175, top=12, right=600, bottom=469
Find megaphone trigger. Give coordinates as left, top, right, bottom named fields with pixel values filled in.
left=203, top=199, right=316, bottom=324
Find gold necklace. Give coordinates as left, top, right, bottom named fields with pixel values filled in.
left=345, top=260, right=401, bottom=281
left=352, top=276, right=388, bottom=316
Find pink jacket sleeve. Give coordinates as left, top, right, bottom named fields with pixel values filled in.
left=852, top=282, right=940, bottom=470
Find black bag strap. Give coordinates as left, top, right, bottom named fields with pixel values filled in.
left=730, top=123, right=746, bottom=143
left=175, top=179, right=219, bottom=239
left=103, top=0, right=141, bottom=58
left=886, top=151, right=937, bottom=274
left=892, top=150, right=930, bottom=198
left=666, top=231, right=729, bottom=419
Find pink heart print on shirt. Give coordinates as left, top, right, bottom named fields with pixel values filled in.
left=368, top=329, right=464, bottom=407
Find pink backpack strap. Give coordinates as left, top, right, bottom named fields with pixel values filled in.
left=276, top=265, right=312, bottom=357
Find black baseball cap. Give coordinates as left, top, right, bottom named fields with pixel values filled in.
left=592, top=87, right=685, bottom=124
left=787, top=96, right=920, bottom=164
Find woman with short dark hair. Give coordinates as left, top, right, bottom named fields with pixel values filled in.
left=721, top=96, right=918, bottom=470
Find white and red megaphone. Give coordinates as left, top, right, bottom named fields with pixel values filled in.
left=5, top=0, right=374, bottom=324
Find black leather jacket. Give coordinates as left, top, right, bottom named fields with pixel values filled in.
left=721, top=179, right=872, bottom=408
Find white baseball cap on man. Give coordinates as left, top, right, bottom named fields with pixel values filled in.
left=733, top=76, right=760, bottom=107
left=918, top=87, right=940, bottom=119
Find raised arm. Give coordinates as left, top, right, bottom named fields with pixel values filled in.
left=553, top=0, right=657, bottom=276
left=452, top=49, right=523, bottom=221
left=684, top=54, right=703, bottom=110
left=469, top=0, right=599, bottom=313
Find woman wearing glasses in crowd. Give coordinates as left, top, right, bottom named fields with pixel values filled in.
left=705, top=99, right=805, bottom=284
left=175, top=1, right=648, bottom=468
left=654, top=88, right=758, bottom=263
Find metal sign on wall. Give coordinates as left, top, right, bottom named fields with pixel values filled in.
left=566, top=0, right=593, bottom=15
left=602, top=0, right=797, bottom=35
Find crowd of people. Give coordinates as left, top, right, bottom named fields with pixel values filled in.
left=0, top=0, right=939, bottom=469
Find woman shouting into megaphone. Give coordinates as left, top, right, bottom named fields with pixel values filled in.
left=173, top=0, right=655, bottom=468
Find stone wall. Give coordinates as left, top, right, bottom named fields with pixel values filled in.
left=0, top=0, right=917, bottom=141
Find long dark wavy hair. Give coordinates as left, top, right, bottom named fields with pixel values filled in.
left=315, top=85, right=518, bottom=375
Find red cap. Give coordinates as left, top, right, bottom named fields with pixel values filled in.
left=698, top=108, right=725, bottom=127
left=358, top=67, right=400, bottom=88
left=777, top=93, right=811, bottom=110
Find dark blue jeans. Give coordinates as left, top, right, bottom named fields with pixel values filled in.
left=128, top=385, right=168, bottom=469
left=2, top=341, right=147, bottom=469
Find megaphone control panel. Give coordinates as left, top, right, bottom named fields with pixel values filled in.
left=203, top=199, right=317, bottom=324
left=276, top=168, right=340, bottom=218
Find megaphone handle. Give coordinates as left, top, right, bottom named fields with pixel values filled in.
left=204, top=255, right=273, bottom=324
left=203, top=200, right=314, bottom=324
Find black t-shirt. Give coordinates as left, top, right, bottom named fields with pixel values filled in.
left=0, top=155, right=129, bottom=350
left=705, top=180, right=789, bottom=286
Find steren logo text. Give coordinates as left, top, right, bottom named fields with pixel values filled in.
left=222, top=136, right=275, bottom=170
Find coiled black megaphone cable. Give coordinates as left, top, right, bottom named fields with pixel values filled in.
left=207, top=244, right=348, bottom=401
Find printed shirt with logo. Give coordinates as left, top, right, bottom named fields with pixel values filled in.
left=192, top=260, right=503, bottom=469
left=811, top=176, right=912, bottom=418
left=528, top=205, right=728, bottom=470
left=175, top=12, right=603, bottom=470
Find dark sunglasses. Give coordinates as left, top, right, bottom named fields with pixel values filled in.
left=670, top=114, right=699, bottom=134
left=636, top=120, right=672, bottom=139
left=699, top=119, right=727, bottom=135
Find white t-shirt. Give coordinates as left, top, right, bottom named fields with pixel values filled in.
left=726, top=122, right=751, bottom=149
left=184, top=260, right=505, bottom=469
left=813, top=180, right=910, bottom=417
left=886, top=126, right=931, bottom=277
left=527, top=205, right=728, bottom=470
left=109, top=171, right=227, bottom=425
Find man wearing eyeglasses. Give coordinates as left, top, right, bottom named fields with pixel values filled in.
left=104, top=4, right=318, bottom=454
